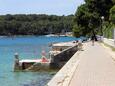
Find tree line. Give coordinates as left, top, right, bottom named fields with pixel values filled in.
left=73, top=0, right=115, bottom=38
left=0, top=14, right=73, bottom=36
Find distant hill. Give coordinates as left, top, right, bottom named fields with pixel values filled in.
left=0, top=14, right=73, bottom=36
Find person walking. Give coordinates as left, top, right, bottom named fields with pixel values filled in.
left=91, top=35, right=95, bottom=46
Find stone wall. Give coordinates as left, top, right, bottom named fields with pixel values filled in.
left=47, top=48, right=80, bottom=86
left=50, top=45, right=78, bottom=69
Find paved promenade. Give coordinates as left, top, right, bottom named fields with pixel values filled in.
left=69, top=42, right=115, bottom=86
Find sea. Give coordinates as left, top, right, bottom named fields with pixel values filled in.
left=0, top=36, right=79, bottom=86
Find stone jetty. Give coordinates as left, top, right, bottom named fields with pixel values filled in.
left=14, top=41, right=78, bottom=71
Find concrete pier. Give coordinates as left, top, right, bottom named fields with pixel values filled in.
left=14, top=41, right=78, bottom=71
left=50, top=44, right=78, bottom=69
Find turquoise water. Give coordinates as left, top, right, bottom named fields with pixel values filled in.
left=0, top=36, right=78, bottom=86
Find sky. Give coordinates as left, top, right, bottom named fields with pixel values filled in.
left=0, top=0, right=84, bottom=15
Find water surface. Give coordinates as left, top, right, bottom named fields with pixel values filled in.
left=0, top=36, right=78, bottom=86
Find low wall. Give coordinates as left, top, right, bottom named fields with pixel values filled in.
left=47, top=49, right=81, bottom=86
left=103, top=38, right=115, bottom=48
left=24, top=62, right=50, bottom=71
left=14, top=62, right=50, bottom=71
left=50, top=45, right=78, bottom=69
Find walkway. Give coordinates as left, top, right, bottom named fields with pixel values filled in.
left=69, top=42, right=115, bottom=86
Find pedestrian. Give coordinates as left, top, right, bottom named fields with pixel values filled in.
left=78, top=39, right=83, bottom=50
left=91, top=35, right=95, bottom=46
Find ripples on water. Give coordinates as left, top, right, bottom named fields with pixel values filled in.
left=0, top=36, right=78, bottom=86
left=21, top=72, right=55, bottom=86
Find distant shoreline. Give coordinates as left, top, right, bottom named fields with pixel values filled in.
left=0, top=34, right=74, bottom=38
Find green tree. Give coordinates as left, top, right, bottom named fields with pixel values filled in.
left=110, top=5, right=115, bottom=25
left=85, top=0, right=114, bottom=20
left=73, top=0, right=114, bottom=37
left=73, top=4, right=100, bottom=37
left=0, top=14, right=74, bottom=36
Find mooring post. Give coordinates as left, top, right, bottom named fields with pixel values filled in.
left=14, top=52, right=20, bottom=71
